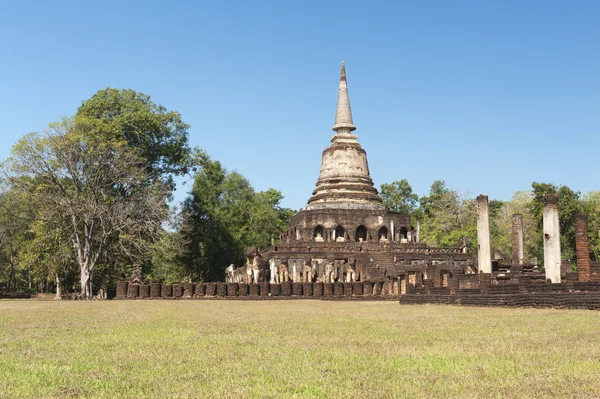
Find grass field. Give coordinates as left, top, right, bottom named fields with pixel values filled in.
left=1, top=300, right=600, bottom=399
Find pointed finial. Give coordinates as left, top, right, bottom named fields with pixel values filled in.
left=332, top=61, right=356, bottom=132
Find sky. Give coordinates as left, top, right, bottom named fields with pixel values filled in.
left=1, top=0, right=599, bottom=211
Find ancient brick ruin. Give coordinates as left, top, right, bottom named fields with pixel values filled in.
left=116, top=63, right=600, bottom=309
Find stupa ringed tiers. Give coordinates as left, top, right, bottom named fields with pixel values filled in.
left=261, top=62, right=468, bottom=288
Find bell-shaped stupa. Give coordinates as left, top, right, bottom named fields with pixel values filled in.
left=306, top=62, right=384, bottom=210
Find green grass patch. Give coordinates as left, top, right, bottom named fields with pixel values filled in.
left=1, top=300, right=600, bottom=398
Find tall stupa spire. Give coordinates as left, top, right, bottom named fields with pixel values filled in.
left=332, top=61, right=356, bottom=132
left=305, top=62, right=384, bottom=210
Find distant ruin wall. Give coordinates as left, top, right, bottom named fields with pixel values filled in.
left=114, top=279, right=600, bottom=309
left=115, top=281, right=390, bottom=300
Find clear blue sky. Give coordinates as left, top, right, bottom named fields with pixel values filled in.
left=1, top=0, right=599, bottom=210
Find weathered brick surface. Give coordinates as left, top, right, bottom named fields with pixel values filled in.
left=260, top=282, right=270, bottom=297
left=172, top=284, right=183, bottom=298
left=161, top=284, right=172, bottom=298
left=183, top=283, right=194, bottom=297
left=139, top=284, right=150, bottom=299
left=238, top=283, right=249, bottom=296
left=399, top=291, right=600, bottom=310
left=281, top=282, right=292, bottom=296
left=216, top=283, right=227, bottom=297
left=150, top=283, right=161, bottom=298
left=116, top=281, right=128, bottom=299
left=249, top=284, right=259, bottom=297
left=334, top=282, right=344, bottom=296
left=313, top=282, right=323, bottom=297
left=352, top=282, right=363, bottom=296
left=127, top=284, right=139, bottom=299
left=227, top=283, right=239, bottom=297
left=205, top=283, right=216, bottom=296
left=271, top=284, right=281, bottom=296
left=576, top=214, right=591, bottom=282
left=194, top=283, right=206, bottom=297
left=373, top=282, right=383, bottom=296
left=324, top=283, right=334, bottom=296
left=303, top=283, right=313, bottom=296
left=343, top=283, right=353, bottom=296
left=363, top=282, right=373, bottom=296
left=292, top=282, right=303, bottom=296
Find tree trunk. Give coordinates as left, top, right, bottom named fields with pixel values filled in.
left=55, top=275, right=62, bottom=300
left=80, top=267, right=92, bottom=299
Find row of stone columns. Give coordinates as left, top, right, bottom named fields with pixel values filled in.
left=477, top=192, right=592, bottom=283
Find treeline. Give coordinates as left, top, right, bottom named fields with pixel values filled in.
left=0, top=89, right=293, bottom=298
left=380, top=179, right=600, bottom=267
left=1, top=89, right=598, bottom=298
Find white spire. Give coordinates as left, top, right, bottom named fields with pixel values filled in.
left=332, top=61, right=356, bottom=132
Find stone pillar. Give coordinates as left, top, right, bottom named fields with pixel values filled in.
left=575, top=213, right=591, bottom=282
left=476, top=195, right=492, bottom=274
left=511, top=214, right=524, bottom=266
left=269, top=259, right=276, bottom=284
left=390, top=220, right=395, bottom=242
left=416, top=221, right=420, bottom=243
left=543, top=194, right=561, bottom=283
left=292, top=263, right=297, bottom=283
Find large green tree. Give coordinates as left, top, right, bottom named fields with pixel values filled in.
left=528, top=182, right=582, bottom=265
left=76, top=88, right=192, bottom=186
left=179, top=153, right=293, bottom=282
left=418, top=180, right=477, bottom=249
left=380, top=179, right=419, bottom=215
left=5, top=120, right=170, bottom=299
left=581, top=191, right=600, bottom=262
left=489, top=191, right=538, bottom=264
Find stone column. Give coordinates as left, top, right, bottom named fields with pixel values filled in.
left=476, top=195, right=492, bottom=274
left=269, top=259, right=276, bottom=284
left=416, top=221, right=420, bottom=243
left=543, top=193, right=561, bottom=283
left=575, top=213, right=591, bottom=282
left=390, top=220, right=395, bottom=242
left=511, top=214, right=524, bottom=266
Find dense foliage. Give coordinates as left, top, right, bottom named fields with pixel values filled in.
left=379, top=180, right=600, bottom=267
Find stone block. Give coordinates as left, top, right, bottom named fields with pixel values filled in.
left=194, top=283, right=206, bottom=297
left=116, top=281, right=128, bottom=299
left=271, top=284, right=281, bottom=296
left=216, top=282, right=227, bottom=297
left=281, top=282, right=292, bottom=296
left=238, top=283, right=249, bottom=296
left=343, top=283, right=353, bottom=296
left=205, top=283, right=216, bottom=297
left=127, top=284, right=139, bottom=299
left=303, top=283, right=313, bottom=296
left=161, top=284, right=173, bottom=298
left=260, top=282, right=270, bottom=296
left=227, top=283, right=239, bottom=297
left=150, top=283, right=161, bottom=298
left=139, top=284, right=150, bottom=299
left=313, top=282, right=323, bottom=297
left=172, top=284, right=183, bottom=298
left=292, top=282, right=303, bottom=296
left=183, top=283, right=194, bottom=297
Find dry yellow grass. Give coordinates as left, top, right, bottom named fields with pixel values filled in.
left=1, top=300, right=600, bottom=398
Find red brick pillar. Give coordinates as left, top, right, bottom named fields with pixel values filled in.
left=511, top=214, right=524, bottom=266
left=575, top=214, right=591, bottom=282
